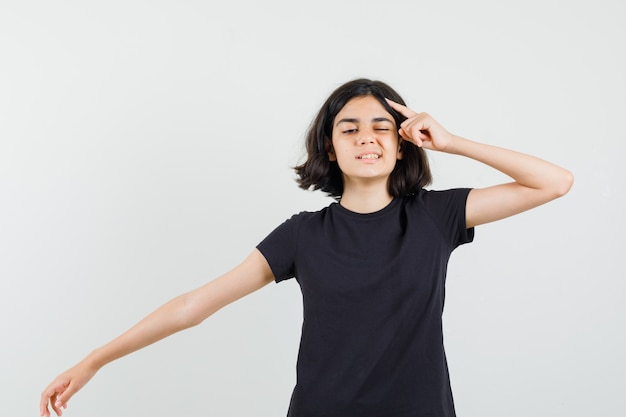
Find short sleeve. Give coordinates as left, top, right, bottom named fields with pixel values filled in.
left=419, top=188, right=474, bottom=249
left=256, top=214, right=301, bottom=282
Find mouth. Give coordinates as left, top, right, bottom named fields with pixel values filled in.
left=356, top=153, right=381, bottom=160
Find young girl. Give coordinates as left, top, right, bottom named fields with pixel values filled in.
left=40, top=79, right=573, bottom=417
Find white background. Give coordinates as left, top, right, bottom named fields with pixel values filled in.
left=1, top=1, right=624, bottom=416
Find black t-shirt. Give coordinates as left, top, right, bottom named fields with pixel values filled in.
left=257, top=188, right=474, bottom=417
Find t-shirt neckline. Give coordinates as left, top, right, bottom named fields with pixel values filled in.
left=333, top=197, right=400, bottom=219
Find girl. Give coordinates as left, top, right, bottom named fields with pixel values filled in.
left=40, top=79, right=573, bottom=417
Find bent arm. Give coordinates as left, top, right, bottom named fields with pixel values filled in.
left=384, top=100, right=574, bottom=228
left=446, top=136, right=574, bottom=227
left=40, top=248, right=274, bottom=417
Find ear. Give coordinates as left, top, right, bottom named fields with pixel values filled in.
left=325, top=137, right=337, bottom=161
left=397, top=141, right=404, bottom=160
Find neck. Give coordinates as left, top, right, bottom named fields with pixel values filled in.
left=339, top=181, right=393, bottom=214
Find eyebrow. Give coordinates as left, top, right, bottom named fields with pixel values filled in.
left=335, top=117, right=395, bottom=126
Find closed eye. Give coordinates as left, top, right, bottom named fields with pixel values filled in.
left=342, top=129, right=358, bottom=134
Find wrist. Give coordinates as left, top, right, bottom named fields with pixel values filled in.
left=443, top=134, right=467, bottom=155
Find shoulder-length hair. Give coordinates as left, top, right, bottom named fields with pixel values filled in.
left=295, top=78, right=432, bottom=200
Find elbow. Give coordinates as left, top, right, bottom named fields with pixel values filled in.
left=170, top=294, right=204, bottom=330
left=553, top=169, right=574, bottom=198
left=178, top=291, right=219, bottom=329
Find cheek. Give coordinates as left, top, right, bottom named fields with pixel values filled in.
left=334, top=149, right=351, bottom=165
left=386, top=136, right=402, bottom=152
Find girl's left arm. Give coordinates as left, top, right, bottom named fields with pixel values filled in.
left=386, top=99, right=574, bottom=227
left=444, top=136, right=574, bottom=227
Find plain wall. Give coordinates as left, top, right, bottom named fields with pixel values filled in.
left=1, top=1, right=624, bottom=416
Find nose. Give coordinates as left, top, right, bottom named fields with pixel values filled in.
left=357, top=129, right=376, bottom=145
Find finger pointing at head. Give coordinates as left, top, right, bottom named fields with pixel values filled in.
left=385, top=98, right=418, bottom=118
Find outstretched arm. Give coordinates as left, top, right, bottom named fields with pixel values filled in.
left=387, top=99, right=574, bottom=227
left=40, top=249, right=274, bottom=417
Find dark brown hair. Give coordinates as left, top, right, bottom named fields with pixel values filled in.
left=295, top=78, right=432, bottom=199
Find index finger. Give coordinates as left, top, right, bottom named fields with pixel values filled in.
left=385, top=98, right=418, bottom=118
left=40, top=389, right=53, bottom=417
left=40, top=386, right=58, bottom=417
left=40, top=381, right=67, bottom=417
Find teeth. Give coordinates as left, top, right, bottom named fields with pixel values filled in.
left=359, top=154, right=380, bottom=159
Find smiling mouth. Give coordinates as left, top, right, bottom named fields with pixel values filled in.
left=356, top=153, right=381, bottom=160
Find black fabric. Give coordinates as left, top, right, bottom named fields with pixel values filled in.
left=257, top=188, right=474, bottom=417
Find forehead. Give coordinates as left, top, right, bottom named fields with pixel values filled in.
left=334, top=95, right=394, bottom=123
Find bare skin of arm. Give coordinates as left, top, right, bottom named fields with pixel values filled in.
left=40, top=249, right=274, bottom=417
left=386, top=99, right=574, bottom=226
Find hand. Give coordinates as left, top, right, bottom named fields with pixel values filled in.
left=386, top=99, right=455, bottom=151
left=40, top=361, right=97, bottom=417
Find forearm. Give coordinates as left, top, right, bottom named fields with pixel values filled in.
left=446, top=135, right=573, bottom=196
left=40, top=290, right=217, bottom=417
left=84, top=293, right=198, bottom=371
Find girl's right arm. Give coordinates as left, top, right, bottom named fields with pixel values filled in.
left=40, top=248, right=275, bottom=417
